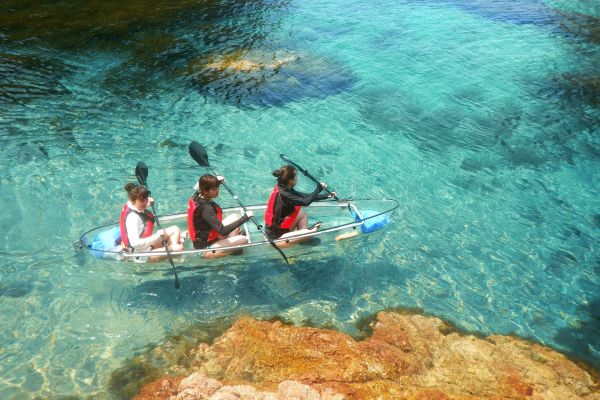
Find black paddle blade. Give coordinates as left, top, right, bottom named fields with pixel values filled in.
left=279, top=153, right=291, bottom=163
left=189, top=141, right=210, bottom=167
left=135, top=162, right=148, bottom=185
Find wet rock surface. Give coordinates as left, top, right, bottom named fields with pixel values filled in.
left=133, top=311, right=600, bottom=399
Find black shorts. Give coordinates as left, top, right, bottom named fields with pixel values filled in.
left=265, top=226, right=289, bottom=240
left=192, top=240, right=216, bottom=249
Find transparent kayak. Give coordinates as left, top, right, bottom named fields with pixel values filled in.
left=77, top=198, right=399, bottom=262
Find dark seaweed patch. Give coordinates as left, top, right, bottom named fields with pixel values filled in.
left=0, top=53, right=72, bottom=105
left=553, top=73, right=600, bottom=108
left=101, top=35, right=198, bottom=96
left=553, top=296, right=600, bottom=369
left=16, top=142, right=51, bottom=163
left=0, top=0, right=209, bottom=50
left=558, top=11, right=600, bottom=44
left=0, top=281, right=33, bottom=298
left=547, top=249, right=578, bottom=272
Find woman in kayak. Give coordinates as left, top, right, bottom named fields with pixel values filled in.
left=119, top=183, right=184, bottom=262
left=188, top=174, right=253, bottom=258
left=264, top=165, right=336, bottom=246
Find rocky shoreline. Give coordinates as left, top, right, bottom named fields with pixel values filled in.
left=130, top=311, right=599, bottom=399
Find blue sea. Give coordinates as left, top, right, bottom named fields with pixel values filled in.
left=1, top=0, right=599, bottom=398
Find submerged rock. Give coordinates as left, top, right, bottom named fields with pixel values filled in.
left=188, top=51, right=355, bottom=107
left=0, top=0, right=203, bottom=49
left=554, top=73, right=600, bottom=108
left=203, top=51, right=299, bottom=73
left=132, top=311, right=600, bottom=399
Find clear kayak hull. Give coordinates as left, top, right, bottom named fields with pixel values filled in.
left=78, top=199, right=399, bottom=262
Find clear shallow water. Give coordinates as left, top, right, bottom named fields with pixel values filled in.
left=1, top=0, right=599, bottom=398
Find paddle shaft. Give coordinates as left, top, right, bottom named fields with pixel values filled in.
left=150, top=201, right=181, bottom=289
left=209, top=167, right=290, bottom=265
left=136, top=163, right=180, bottom=289
left=279, top=154, right=339, bottom=200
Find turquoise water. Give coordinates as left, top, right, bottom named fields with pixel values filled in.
left=1, top=0, right=599, bottom=398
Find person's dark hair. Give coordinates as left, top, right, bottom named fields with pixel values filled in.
left=272, top=165, right=297, bottom=187
left=198, top=174, right=220, bottom=195
left=124, top=183, right=150, bottom=202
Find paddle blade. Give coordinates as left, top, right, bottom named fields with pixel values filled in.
left=135, top=162, right=148, bottom=185
left=279, top=153, right=291, bottom=163
left=189, top=141, right=210, bottom=167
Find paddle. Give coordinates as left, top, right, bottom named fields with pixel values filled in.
left=279, top=154, right=340, bottom=200
left=135, top=162, right=181, bottom=289
left=188, top=141, right=290, bottom=265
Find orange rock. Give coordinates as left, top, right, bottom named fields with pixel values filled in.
left=501, top=368, right=534, bottom=397
left=132, top=312, right=600, bottom=400
left=133, top=376, right=181, bottom=400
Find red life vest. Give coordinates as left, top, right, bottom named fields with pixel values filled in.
left=119, top=203, right=155, bottom=249
left=264, top=185, right=300, bottom=229
left=188, top=196, right=223, bottom=244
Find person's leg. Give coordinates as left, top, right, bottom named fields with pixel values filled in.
left=148, top=229, right=184, bottom=260
left=164, top=225, right=184, bottom=251
left=275, top=223, right=321, bottom=248
left=203, top=235, right=248, bottom=259
left=289, top=210, right=308, bottom=230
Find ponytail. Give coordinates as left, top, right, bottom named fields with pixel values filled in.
left=272, top=165, right=297, bottom=187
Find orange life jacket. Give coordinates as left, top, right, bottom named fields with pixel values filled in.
left=264, top=185, right=300, bottom=229
left=119, top=203, right=154, bottom=250
left=188, top=195, right=223, bottom=244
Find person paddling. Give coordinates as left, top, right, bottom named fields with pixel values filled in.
left=264, top=165, right=336, bottom=246
left=187, top=174, right=252, bottom=258
left=119, top=183, right=184, bottom=262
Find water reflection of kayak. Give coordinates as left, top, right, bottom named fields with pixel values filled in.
left=77, top=199, right=399, bottom=263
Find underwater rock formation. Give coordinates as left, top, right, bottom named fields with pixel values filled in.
left=188, top=51, right=355, bottom=107
left=0, top=0, right=219, bottom=49
left=132, top=311, right=600, bottom=399
left=204, top=51, right=299, bottom=73
left=554, top=73, right=600, bottom=108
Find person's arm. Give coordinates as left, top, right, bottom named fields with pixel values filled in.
left=201, top=206, right=249, bottom=237
left=125, top=213, right=161, bottom=249
left=283, top=184, right=326, bottom=206
left=315, top=192, right=330, bottom=201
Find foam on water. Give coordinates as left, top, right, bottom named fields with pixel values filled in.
left=0, top=0, right=599, bottom=398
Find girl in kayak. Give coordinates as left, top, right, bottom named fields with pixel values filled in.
left=188, top=174, right=253, bottom=258
left=119, top=183, right=184, bottom=262
left=264, top=165, right=336, bottom=245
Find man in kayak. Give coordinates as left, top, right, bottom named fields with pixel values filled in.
left=188, top=174, right=253, bottom=258
left=120, top=183, right=184, bottom=262
left=264, top=165, right=336, bottom=246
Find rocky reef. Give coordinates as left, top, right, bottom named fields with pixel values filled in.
left=188, top=50, right=356, bottom=107
left=132, top=311, right=600, bottom=399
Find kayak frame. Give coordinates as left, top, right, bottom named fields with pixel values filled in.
left=78, top=198, right=399, bottom=260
